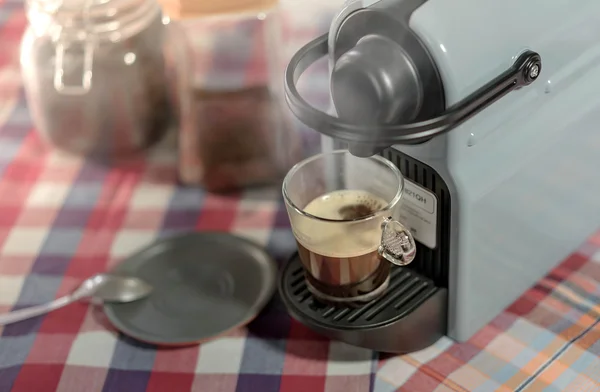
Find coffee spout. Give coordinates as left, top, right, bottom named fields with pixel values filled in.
left=348, top=142, right=384, bottom=157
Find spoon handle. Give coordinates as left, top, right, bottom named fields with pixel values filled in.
left=0, top=294, right=78, bottom=325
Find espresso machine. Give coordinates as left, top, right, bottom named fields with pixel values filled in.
left=278, top=0, right=600, bottom=353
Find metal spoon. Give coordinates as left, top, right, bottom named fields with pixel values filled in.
left=0, top=274, right=152, bottom=326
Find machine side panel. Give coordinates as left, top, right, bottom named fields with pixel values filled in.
left=451, top=80, right=600, bottom=341
left=410, top=0, right=600, bottom=341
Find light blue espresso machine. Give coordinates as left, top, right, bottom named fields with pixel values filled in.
left=278, top=0, right=600, bottom=353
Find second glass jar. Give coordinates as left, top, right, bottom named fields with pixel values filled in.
left=176, top=2, right=301, bottom=192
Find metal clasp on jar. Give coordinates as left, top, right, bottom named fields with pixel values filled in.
left=378, top=216, right=417, bottom=266
left=53, top=32, right=95, bottom=95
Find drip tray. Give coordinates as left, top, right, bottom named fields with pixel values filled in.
left=278, top=253, right=447, bottom=353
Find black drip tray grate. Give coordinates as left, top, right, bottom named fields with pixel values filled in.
left=280, top=253, right=440, bottom=330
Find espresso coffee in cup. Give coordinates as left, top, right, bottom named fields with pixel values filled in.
left=293, top=189, right=390, bottom=303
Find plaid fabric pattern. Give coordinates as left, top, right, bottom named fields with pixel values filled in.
left=1, top=1, right=600, bottom=391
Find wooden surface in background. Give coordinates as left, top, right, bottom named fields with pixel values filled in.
left=158, top=0, right=279, bottom=19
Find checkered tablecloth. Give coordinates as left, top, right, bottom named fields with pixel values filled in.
left=2, top=1, right=600, bottom=391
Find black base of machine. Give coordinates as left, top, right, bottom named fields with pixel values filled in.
left=278, top=253, right=447, bottom=354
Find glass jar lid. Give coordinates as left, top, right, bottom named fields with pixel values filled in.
left=26, top=0, right=161, bottom=42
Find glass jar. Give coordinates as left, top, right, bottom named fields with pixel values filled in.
left=174, top=2, right=302, bottom=192
left=20, top=0, right=193, bottom=163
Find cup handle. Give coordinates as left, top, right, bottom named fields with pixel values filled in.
left=378, top=217, right=417, bottom=266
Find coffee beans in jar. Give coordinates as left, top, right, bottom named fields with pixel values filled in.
left=179, top=86, right=299, bottom=192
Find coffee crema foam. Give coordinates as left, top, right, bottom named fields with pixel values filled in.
left=295, top=190, right=387, bottom=259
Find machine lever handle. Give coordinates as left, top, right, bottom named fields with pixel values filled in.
left=284, top=34, right=542, bottom=145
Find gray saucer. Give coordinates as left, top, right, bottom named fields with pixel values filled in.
left=103, top=232, right=277, bottom=346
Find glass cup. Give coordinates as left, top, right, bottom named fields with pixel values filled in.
left=282, top=150, right=417, bottom=304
